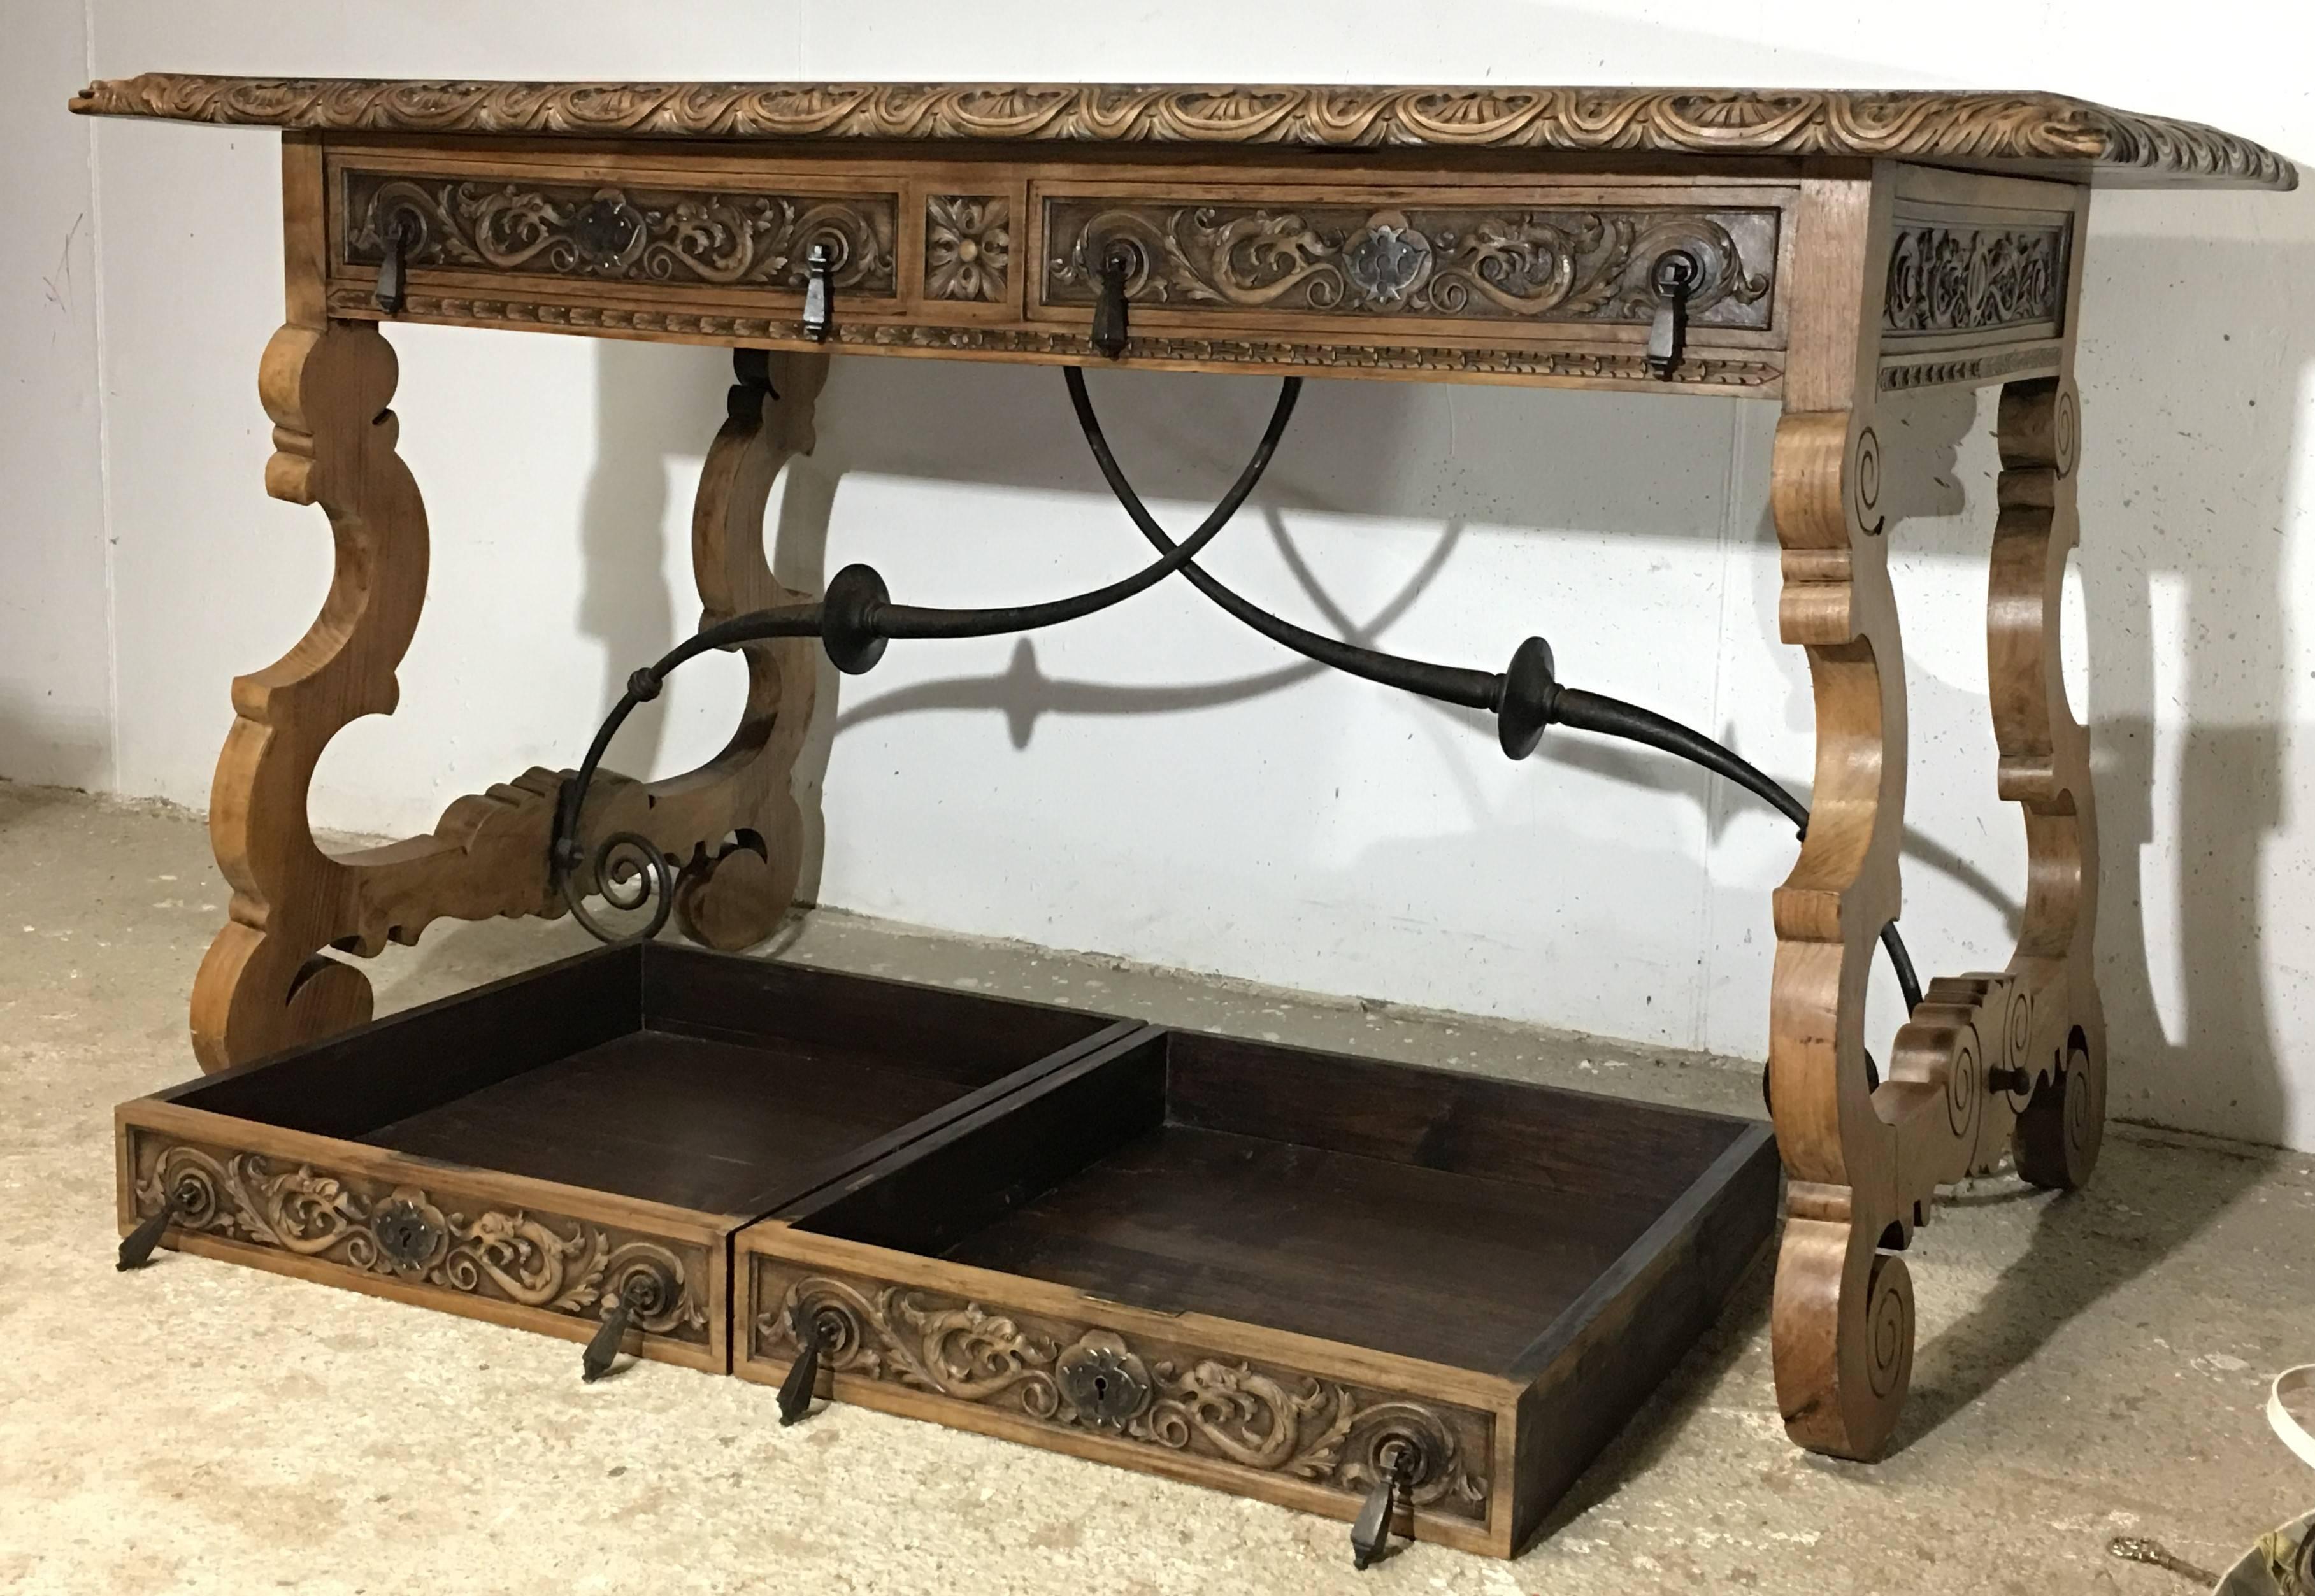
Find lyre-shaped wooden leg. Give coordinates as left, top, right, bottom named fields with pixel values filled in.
left=1765, top=408, right=1918, bottom=1460
left=1765, top=164, right=2106, bottom=1458
left=662, top=350, right=825, bottom=949
left=190, top=324, right=829, bottom=1070
left=1991, top=376, right=2106, bottom=1188
left=191, top=320, right=427, bottom=1067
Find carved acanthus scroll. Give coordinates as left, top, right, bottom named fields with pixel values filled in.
left=129, top=1131, right=713, bottom=1341
left=1045, top=199, right=1776, bottom=327
left=1884, top=220, right=2068, bottom=336
left=752, top=1266, right=1493, bottom=1519
left=343, top=170, right=899, bottom=294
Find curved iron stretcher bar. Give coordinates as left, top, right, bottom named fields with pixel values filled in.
left=1061, top=365, right=1923, bottom=1020
left=548, top=376, right=1303, bottom=939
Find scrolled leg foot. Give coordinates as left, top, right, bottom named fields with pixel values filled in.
left=192, top=922, right=375, bottom=1071
left=672, top=826, right=803, bottom=952
left=1774, top=1206, right=1914, bottom=1460
left=2016, top=1026, right=2106, bottom=1190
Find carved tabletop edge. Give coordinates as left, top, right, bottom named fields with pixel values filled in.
left=69, top=75, right=2295, bottom=191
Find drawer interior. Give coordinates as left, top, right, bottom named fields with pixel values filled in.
left=785, top=1028, right=1758, bottom=1372
left=159, top=943, right=1128, bottom=1220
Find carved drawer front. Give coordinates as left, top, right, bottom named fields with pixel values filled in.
left=1874, top=190, right=2075, bottom=392
left=334, top=164, right=900, bottom=301
left=124, top=1125, right=719, bottom=1365
left=1882, top=207, right=2068, bottom=341
left=743, top=1253, right=1498, bottom=1532
left=1035, top=187, right=1779, bottom=338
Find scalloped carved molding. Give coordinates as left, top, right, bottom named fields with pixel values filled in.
left=71, top=75, right=2293, bottom=190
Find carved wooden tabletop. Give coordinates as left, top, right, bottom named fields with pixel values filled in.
left=71, top=75, right=2291, bottom=189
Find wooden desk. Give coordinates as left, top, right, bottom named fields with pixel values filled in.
left=74, top=75, right=2291, bottom=1472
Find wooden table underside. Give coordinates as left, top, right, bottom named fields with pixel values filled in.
left=74, top=76, right=2293, bottom=1467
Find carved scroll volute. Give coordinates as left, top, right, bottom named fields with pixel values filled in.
left=193, top=320, right=429, bottom=1067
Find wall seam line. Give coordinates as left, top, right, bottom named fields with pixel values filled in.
left=82, top=0, right=124, bottom=794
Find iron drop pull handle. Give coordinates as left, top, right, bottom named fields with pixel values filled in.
left=801, top=240, right=836, bottom=343
left=777, top=1304, right=831, bottom=1425
left=118, top=1191, right=180, bottom=1271
left=1091, top=245, right=1133, bottom=359
left=1349, top=1442, right=1418, bottom=1570
left=582, top=1296, right=633, bottom=1383
left=1645, top=248, right=1699, bottom=379
left=373, top=215, right=414, bottom=316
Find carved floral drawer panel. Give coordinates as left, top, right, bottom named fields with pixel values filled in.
left=735, top=1026, right=1779, bottom=1557
left=115, top=943, right=1134, bottom=1374
left=336, top=164, right=902, bottom=297
left=312, top=139, right=1807, bottom=391
left=1874, top=180, right=2078, bottom=393
left=322, top=145, right=920, bottom=322
left=1031, top=184, right=1784, bottom=336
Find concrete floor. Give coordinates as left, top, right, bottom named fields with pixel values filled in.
left=1, top=780, right=2309, bottom=1595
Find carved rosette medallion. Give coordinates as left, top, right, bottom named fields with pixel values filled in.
left=1883, top=220, right=2068, bottom=336
left=127, top=1132, right=712, bottom=1343
left=750, top=1265, right=1493, bottom=1520
left=924, top=195, right=1010, bottom=301
left=1045, top=198, right=1775, bottom=327
left=341, top=169, right=898, bottom=294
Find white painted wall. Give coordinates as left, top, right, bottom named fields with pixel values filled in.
left=1, top=3, right=112, bottom=788
left=9, top=1, right=2314, bottom=1148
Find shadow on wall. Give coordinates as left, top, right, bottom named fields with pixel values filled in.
left=573, top=218, right=2305, bottom=1157
left=575, top=337, right=732, bottom=780
left=2077, top=232, right=2303, bottom=1149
